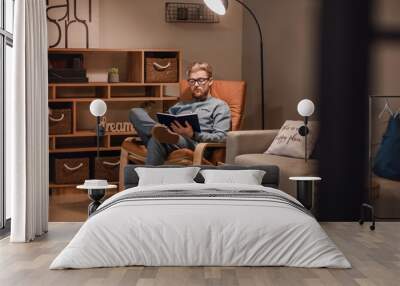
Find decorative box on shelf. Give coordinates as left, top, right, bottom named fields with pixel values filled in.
left=49, top=108, right=72, bottom=135
left=145, top=57, right=178, bottom=83
left=94, top=157, right=120, bottom=183
left=54, top=158, right=90, bottom=184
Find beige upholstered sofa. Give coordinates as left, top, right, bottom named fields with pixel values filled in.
left=226, top=130, right=318, bottom=197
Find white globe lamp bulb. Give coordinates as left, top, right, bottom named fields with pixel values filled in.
left=90, top=99, right=107, bottom=117
left=297, top=99, right=315, bottom=117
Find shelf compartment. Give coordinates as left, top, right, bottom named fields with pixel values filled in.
left=75, top=101, right=164, bottom=132
left=83, top=51, right=142, bottom=83
left=49, top=102, right=74, bottom=108
left=110, top=85, right=161, bottom=98
left=55, top=136, right=107, bottom=150
left=49, top=147, right=121, bottom=154
left=56, top=85, right=108, bottom=99
left=127, top=52, right=143, bottom=83
left=162, top=83, right=180, bottom=97
left=76, top=101, right=138, bottom=132
left=51, top=131, right=97, bottom=137
left=110, top=135, right=134, bottom=147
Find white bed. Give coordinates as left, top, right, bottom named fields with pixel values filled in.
left=50, top=183, right=350, bottom=269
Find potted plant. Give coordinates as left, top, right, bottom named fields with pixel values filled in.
left=108, top=67, right=119, bottom=83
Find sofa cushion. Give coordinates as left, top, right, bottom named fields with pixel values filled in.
left=265, top=120, right=319, bottom=159
left=234, top=153, right=318, bottom=197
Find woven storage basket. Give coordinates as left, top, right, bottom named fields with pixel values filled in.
left=145, top=58, right=178, bottom=83
left=94, top=157, right=120, bottom=182
left=49, top=109, right=72, bottom=135
left=54, top=158, right=89, bottom=184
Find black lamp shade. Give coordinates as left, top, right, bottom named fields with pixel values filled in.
left=298, top=125, right=309, bottom=136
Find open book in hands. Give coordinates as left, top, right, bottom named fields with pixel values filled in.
left=156, top=113, right=201, bottom=133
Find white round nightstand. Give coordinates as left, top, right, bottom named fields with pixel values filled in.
left=77, top=183, right=117, bottom=216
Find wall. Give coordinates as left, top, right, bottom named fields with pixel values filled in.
left=47, top=0, right=243, bottom=81
left=47, top=0, right=100, bottom=48
left=242, top=0, right=319, bottom=129
left=98, top=0, right=243, bottom=80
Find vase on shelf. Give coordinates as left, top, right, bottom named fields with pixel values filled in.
left=108, top=67, right=119, bottom=83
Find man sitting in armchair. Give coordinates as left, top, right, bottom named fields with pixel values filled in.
left=129, top=62, right=231, bottom=165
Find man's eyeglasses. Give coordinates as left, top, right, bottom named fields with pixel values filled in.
left=187, top=78, right=210, bottom=86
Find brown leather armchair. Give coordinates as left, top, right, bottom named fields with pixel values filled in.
left=119, top=80, right=246, bottom=190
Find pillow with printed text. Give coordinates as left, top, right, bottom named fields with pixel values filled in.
left=265, top=120, right=319, bottom=159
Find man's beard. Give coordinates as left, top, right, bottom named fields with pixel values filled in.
left=192, top=88, right=208, bottom=101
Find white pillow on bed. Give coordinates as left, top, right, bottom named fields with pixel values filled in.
left=135, top=167, right=201, bottom=186
left=200, top=169, right=266, bottom=185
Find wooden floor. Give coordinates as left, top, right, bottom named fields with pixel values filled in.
left=0, top=222, right=399, bottom=286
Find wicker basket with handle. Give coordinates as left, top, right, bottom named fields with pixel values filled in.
left=49, top=108, right=72, bottom=135
left=145, top=58, right=178, bottom=83
left=54, top=158, right=89, bottom=184
left=94, top=157, right=120, bottom=183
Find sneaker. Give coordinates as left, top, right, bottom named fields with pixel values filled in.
left=152, top=125, right=180, bottom=144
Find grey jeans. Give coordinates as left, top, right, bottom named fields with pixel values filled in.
left=129, top=108, right=197, bottom=165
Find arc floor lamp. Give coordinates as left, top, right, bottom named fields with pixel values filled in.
left=204, top=0, right=265, bottom=129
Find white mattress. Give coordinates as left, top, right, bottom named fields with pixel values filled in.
left=50, top=183, right=351, bottom=269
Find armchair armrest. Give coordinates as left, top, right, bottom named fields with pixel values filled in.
left=193, top=142, right=226, bottom=165
left=226, top=130, right=279, bottom=164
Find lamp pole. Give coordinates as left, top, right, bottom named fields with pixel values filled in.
left=235, top=0, right=265, bottom=129
left=304, top=116, right=308, bottom=162
left=90, top=99, right=107, bottom=159
left=297, top=99, right=314, bottom=163
left=96, top=116, right=100, bottom=158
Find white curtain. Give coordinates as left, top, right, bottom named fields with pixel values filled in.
left=8, top=0, right=49, bottom=242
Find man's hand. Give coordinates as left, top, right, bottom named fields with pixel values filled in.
left=170, top=121, right=194, bottom=139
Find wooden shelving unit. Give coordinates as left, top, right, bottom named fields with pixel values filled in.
left=49, top=48, right=182, bottom=189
